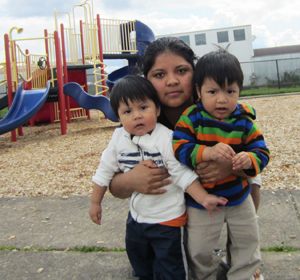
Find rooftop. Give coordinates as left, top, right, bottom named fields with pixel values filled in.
left=254, top=44, right=300, bottom=57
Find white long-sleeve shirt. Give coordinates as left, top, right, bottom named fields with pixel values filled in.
left=92, top=123, right=198, bottom=224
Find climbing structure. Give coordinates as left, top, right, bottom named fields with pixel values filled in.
left=1, top=0, right=155, bottom=141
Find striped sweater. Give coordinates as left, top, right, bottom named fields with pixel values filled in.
left=173, top=102, right=270, bottom=207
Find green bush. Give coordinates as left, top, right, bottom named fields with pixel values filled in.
left=0, top=107, right=8, bottom=118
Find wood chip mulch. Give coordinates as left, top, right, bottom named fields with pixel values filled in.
left=1, top=95, right=299, bottom=198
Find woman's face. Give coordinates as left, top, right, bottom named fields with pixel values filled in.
left=146, top=51, right=194, bottom=108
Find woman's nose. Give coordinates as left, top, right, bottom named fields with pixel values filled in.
left=166, top=74, right=179, bottom=86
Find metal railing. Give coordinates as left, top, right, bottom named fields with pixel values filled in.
left=241, top=57, right=300, bottom=88
left=100, top=18, right=137, bottom=54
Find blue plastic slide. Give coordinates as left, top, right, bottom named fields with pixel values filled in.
left=63, top=82, right=118, bottom=122
left=106, top=65, right=129, bottom=90
left=0, top=82, right=50, bottom=135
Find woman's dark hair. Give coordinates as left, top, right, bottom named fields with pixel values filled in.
left=110, top=75, right=160, bottom=118
left=194, top=49, right=244, bottom=90
left=142, top=37, right=197, bottom=77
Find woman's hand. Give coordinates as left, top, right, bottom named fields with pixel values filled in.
left=109, top=160, right=170, bottom=198
left=195, top=160, right=232, bottom=184
left=136, top=160, right=171, bottom=193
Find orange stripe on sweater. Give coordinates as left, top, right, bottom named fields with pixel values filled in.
left=245, top=130, right=261, bottom=144
left=173, top=139, right=189, bottom=152
left=176, top=120, right=195, bottom=134
left=197, top=145, right=205, bottom=163
left=203, top=175, right=236, bottom=189
left=241, top=103, right=252, bottom=113
left=248, top=152, right=259, bottom=175
left=203, top=175, right=249, bottom=189
left=197, top=133, right=242, bottom=144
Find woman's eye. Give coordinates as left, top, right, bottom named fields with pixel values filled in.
left=153, top=72, right=164, bottom=79
left=178, top=68, right=187, bottom=74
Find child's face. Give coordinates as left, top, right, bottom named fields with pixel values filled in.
left=197, top=77, right=239, bottom=120
left=118, top=98, right=160, bottom=136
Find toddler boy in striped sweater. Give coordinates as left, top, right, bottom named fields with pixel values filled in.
left=173, top=49, right=270, bottom=280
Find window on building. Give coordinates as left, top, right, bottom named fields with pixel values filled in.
left=217, top=31, right=229, bottom=43
left=233, top=29, right=246, bottom=41
left=195, top=33, right=206, bottom=45
left=178, top=35, right=190, bottom=46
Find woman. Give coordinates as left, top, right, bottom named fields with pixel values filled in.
left=109, top=37, right=262, bottom=279
left=110, top=37, right=233, bottom=196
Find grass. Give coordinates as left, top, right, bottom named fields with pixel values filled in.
left=0, top=107, right=8, bottom=118
left=0, top=245, right=298, bottom=253
left=241, top=86, right=300, bottom=96
left=262, top=245, right=299, bottom=253
left=0, top=245, right=126, bottom=253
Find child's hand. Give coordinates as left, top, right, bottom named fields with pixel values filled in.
left=207, top=143, right=236, bottom=162
left=232, top=152, right=252, bottom=171
left=201, top=194, right=228, bottom=214
left=89, top=203, right=102, bottom=225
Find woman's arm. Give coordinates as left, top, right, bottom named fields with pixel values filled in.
left=109, top=160, right=170, bottom=198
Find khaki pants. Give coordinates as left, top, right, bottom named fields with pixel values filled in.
left=185, top=196, right=261, bottom=280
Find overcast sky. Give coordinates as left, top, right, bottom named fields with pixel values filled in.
left=1, top=0, right=300, bottom=61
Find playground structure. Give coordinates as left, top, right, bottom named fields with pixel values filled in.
left=0, top=0, right=155, bottom=141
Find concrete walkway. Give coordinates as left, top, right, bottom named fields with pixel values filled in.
left=1, top=190, right=299, bottom=279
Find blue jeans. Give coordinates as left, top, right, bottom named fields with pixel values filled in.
left=125, top=212, right=186, bottom=280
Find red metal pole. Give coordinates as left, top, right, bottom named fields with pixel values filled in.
left=60, top=23, right=71, bottom=122
left=54, top=31, right=67, bottom=135
left=60, top=24, right=68, bottom=83
left=24, top=49, right=31, bottom=89
left=25, top=48, right=34, bottom=128
left=79, top=20, right=90, bottom=119
left=80, top=20, right=85, bottom=65
left=4, top=33, right=17, bottom=141
left=44, top=29, right=50, bottom=69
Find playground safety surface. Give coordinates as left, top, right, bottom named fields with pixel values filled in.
left=1, top=189, right=300, bottom=279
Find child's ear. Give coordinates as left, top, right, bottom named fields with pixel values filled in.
left=196, top=86, right=201, bottom=101
left=156, top=106, right=161, bottom=117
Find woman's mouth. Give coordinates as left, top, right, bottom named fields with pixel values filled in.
left=166, top=91, right=181, bottom=98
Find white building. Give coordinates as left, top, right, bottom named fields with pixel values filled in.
left=157, top=25, right=255, bottom=85
left=158, top=25, right=300, bottom=87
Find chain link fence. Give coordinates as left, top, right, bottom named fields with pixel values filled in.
left=241, top=57, right=300, bottom=88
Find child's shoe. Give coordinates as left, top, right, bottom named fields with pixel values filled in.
left=216, top=260, right=230, bottom=280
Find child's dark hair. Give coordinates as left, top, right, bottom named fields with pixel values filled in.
left=110, top=75, right=160, bottom=118
left=194, top=49, right=244, bottom=90
left=142, top=37, right=197, bottom=77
